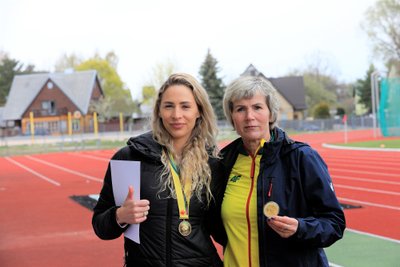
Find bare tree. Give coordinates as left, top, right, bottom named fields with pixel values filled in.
left=361, top=0, right=400, bottom=61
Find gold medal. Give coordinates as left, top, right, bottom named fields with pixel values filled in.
left=178, top=220, right=192, bottom=236
left=263, top=201, right=280, bottom=218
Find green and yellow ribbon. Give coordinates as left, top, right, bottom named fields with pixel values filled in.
left=166, top=151, right=192, bottom=219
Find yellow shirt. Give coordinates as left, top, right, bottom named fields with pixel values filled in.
left=221, top=141, right=265, bottom=267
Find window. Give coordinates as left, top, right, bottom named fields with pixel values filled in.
left=72, top=119, right=80, bottom=132
left=41, top=101, right=56, bottom=115
left=47, top=82, right=54, bottom=89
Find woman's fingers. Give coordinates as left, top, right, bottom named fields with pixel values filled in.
left=267, top=216, right=298, bottom=238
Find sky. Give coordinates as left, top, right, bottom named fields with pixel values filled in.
left=1, top=0, right=379, bottom=100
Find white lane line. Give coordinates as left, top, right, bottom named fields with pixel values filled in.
left=335, top=184, right=400, bottom=196
left=322, top=143, right=400, bottom=152
left=25, top=155, right=103, bottom=183
left=5, top=157, right=61, bottom=186
left=323, top=155, right=400, bottom=162
left=330, top=168, right=400, bottom=177
left=328, top=263, right=343, bottom=267
left=332, top=175, right=400, bottom=186
left=325, top=156, right=400, bottom=164
left=328, top=162, right=400, bottom=172
left=346, top=228, right=400, bottom=244
left=338, top=197, right=400, bottom=211
left=73, top=153, right=109, bottom=162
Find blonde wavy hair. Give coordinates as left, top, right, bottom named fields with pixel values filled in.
left=152, top=73, right=219, bottom=204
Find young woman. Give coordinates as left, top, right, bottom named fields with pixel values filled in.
left=92, top=73, right=224, bottom=266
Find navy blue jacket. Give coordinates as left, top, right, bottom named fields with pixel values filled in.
left=220, top=127, right=345, bottom=267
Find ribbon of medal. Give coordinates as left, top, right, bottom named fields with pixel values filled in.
left=167, top=151, right=192, bottom=236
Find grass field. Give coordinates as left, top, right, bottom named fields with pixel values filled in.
left=0, top=139, right=126, bottom=156
left=334, top=139, right=400, bottom=149
left=326, top=230, right=399, bottom=267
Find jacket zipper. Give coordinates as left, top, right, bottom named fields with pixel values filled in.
left=246, top=153, right=257, bottom=267
left=267, top=179, right=273, bottom=198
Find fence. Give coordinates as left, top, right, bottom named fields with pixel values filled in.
left=0, top=115, right=380, bottom=156
left=380, top=77, right=400, bottom=137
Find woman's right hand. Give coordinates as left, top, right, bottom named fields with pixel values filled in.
left=116, top=186, right=150, bottom=225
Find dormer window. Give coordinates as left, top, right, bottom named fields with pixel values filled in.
left=42, top=100, right=56, bottom=115
left=47, top=81, right=54, bottom=89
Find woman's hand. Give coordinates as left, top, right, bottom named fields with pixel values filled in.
left=267, top=215, right=298, bottom=238
left=116, top=186, right=150, bottom=225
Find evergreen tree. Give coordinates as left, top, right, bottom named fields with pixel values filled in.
left=0, top=56, right=35, bottom=106
left=199, top=49, right=225, bottom=120
left=355, top=64, right=376, bottom=114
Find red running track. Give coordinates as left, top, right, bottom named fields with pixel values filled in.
left=0, top=129, right=399, bottom=266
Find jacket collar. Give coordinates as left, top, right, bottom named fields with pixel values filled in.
left=127, top=131, right=163, bottom=161
left=221, top=127, right=306, bottom=168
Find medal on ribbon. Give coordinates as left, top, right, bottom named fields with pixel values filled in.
left=167, top=150, right=192, bottom=237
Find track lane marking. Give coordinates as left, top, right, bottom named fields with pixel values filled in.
left=332, top=175, right=400, bottom=185
left=335, top=184, right=400, bottom=195
left=338, top=197, right=400, bottom=211
left=5, top=157, right=61, bottom=186
left=328, top=162, right=400, bottom=172
left=330, top=168, right=400, bottom=177
left=25, top=155, right=102, bottom=183
left=72, top=153, right=109, bottom=162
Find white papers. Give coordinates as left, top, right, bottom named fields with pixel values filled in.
left=110, top=160, right=141, bottom=243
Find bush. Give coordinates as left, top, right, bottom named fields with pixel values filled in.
left=313, top=102, right=331, bottom=119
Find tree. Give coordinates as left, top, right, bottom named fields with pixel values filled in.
left=89, top=96, right=113, bottom=123
left=287, top=52, right=353, bottom=117
left=362, top=0, right=400, bottom=61
left=303, top=73, right=337, bottom=111
left=0, top=55, right=36, bottom=106
left=313, top=102, right=331, bottom=119
left=148, top=59, right=176, bottom=90
left=199, top=49, right=225, bottom=119
left=54, top=53, right=83, bottom=72
left=75, top=52, right=136, bottom=117
left=142, top=85, right=157, bottom=105
left=336, top=107, right=346, bottom=116
left=139, top=59, right=177, bottom=115
left=354, top=64, right=376, bottom=114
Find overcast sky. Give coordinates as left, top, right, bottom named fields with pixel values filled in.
left=1, top=0, right=379, bottom=99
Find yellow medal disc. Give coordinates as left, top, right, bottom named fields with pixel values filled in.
left=178, top=220, right=192, bottom=236
left=263, top=201, right=280, bottom=218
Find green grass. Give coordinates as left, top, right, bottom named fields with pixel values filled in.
left=332, top=139, right=400, bottom=149
left=0, top=139, right=127, bottom=157
left=326, top=230, right=400, bottom=267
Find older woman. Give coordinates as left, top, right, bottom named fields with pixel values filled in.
left=92, top=73, right=224, bottom=266
left=220, top=75, right=345, bottom=267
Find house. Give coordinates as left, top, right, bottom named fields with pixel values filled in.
left=2, top=70, right=103, bottom=136
left=241, top=64, right=307, bottom=120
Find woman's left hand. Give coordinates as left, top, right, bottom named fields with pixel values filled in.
left=267, top=216, right=298, bottom=238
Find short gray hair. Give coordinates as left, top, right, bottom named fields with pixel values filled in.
left=223, top=75, right=280, bottom=129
